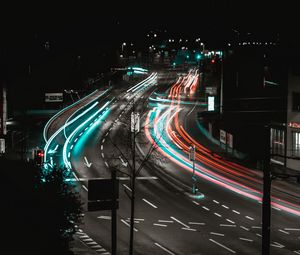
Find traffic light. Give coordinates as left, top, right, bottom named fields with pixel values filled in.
left=33, top=148, right=44, bottom=165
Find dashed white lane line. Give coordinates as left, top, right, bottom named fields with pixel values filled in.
left=123, top=184, right=132, bottom=192
left=279, top=229, right=290, bottom=235
left=158, top=220, right=174, bottom=223
left=232, top=210, right=240, bottom=214
left=121, top=219, right=138, bottom=232
left=82, top=185, right=88, bottom=192
left=154, top=242, right=176, bottom=255
left=209, top=239, right=236, bottom=254
left=101, top=145, right=103, bottom=150
left=97, top=215, right=111, bottom=220
left=256, top=233, right=262, bottom=237
left=271, top=242, right=285, bottom=248
left=251, top=226, right=261, bottom=229
left=214, top=213, right=222, bottom=218
left=104, top=162, right=109, bottom=167
left=213, top=200, right=220, bottom=204
left=272, top=206, right=281, bottom=211
left=189, top=222, right=205, bottom=225
left=245, top=216, right=254, bottom=221
left=101, top=153, right=104, bottom=158
left=226, top=219, right=235, bottom=224
left=220, top=224, right=236, bottom=227
left=284, top=228, right=300, bottom=231
left=102, top=139, right=105, bottom=143
left=294, top=250, right=300, bottom=254
left=86, top=241, right=97, bottom=245
left=142, top=198, right=158, bottom=209
left=240, top=226, right=250, bottom=231
left=192, top=201, right=199, bottom=205
left=239, top=237, right=253, bottom=242
left=182, top=227, right=197, bottom=231
left=170, top=216, right=190, bottom=229
left=83, top=238, right=93, bottom=242
left=154, top=223, right=167, bottom=227
left=222, top=205, right=229, bottom=209
left=202, top=206, right=210, bottom=211
left=210, top=232, right=225, bottom=236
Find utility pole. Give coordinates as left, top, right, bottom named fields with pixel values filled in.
left=129, top=99, right=139, bottom=255
left=111, top=167, right=117, bottom=255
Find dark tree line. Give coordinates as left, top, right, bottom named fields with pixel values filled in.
left=0, top=158, right=83, bottom=255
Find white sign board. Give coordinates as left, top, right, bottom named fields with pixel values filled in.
left=0, top=138, right=5, bottom=153
left=227, top=133, right=233, bottom=148
left=220, top=129, right=226, bottom=144
left=131, top=112, right=140, bottom=133
left=45, top=93, right=63, bottom=102
left=208, top=96, right=215, bottom=111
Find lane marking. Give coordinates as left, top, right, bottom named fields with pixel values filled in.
left=170, top=216, right=190, bottom=229
left=245, top=216, right=254, bottom=221
left=271, top=242, right=284, bottom=248
left=101, top=153, right=104, bottom=158
left=97, top=216, right=111, bottom=220
left=193, top=201, right=199, bottom=205
left=226, top=219, right=235, bottom=224
left=86, top=241, right=97, bottom=245
left=158, top=220, right=174, bottom=223
left=284, top=228, right=300, bottom=231
left=294, top=251, right=300, bottom=254
left=232, top=210, right=240, bottom=214
left=251, top=226, right=261, bottom=229
left=189, top=222, right=205, bottom=225
left=102, top=139, right=105, bottom=143
left=256, top=233, right=262, bottom=237
left=278, top=229, right=290, bottom=235
left=142, top=198, right=158, bottom=209
left=154, top=223, right=167, bottom=227
left=123, top=184, right=132, bottom=192
left=209, top=239, right=236, bottom=254
left=220, top=224, right=236, bottom=227
left=240, top=226, right=249, bottom=231
left=105, top=162, right=109, bottom=167
left=213, top=200, right=220, bottom=204
left=210, top=232, right=225, bottom=236
left=202, top=206, right=210, bottom=211
left=214, top=213, right=222, bottom=218
left=272, top=206, right=281, bottom=211
left=101, top=145, right=103, bottom=150
left=118, top=176, right=158, bottom=180
left=82, top=185, right=88, bottom=191
left=91, top=245, right=102, bottom=248
left=182, top=227, right=197, bottom=231
left=154, top=242, right=175, bottom=255
left=239, top=238, right=253, bottom=242
left=222, top=205, right=229, bottom=209
left=121, top=219, right=138, bottom=232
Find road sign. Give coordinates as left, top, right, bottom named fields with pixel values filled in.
left=88, top=179, right=119, bottom=201
left=88, top=200, right=119, bottom=211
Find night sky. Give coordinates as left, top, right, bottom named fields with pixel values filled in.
left=1, top=1, right=299, bottom=111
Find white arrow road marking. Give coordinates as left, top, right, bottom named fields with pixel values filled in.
left=119, top=156, right=128, bottom=167
left=84, top=156, right=92, bottom=168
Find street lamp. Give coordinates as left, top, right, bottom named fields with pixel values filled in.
left=122, top=42, right=126, bottom=54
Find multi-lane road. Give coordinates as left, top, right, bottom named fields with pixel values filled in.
left=43, top=70, right=300, bottom=254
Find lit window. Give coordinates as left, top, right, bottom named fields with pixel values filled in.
left=292, top=131, right=300, bottom=157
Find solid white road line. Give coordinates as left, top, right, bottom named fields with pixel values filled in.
left=142, top=198, right=158, bottom=209
left=154, top=242, right=175, bottom=255
left=209, top=239, right=236, bottom=254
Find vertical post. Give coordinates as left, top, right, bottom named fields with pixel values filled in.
left=262, top=157, right=271, bottom=255
left=220, top=53, right=224, bottom=114
left=129, top=99, right=136, bottom=255
left=111, top=167, right=117, bottom=255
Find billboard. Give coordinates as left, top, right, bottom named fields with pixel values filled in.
left=45, top=93, right=63, bottom=102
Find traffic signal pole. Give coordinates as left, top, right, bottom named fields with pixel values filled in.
left=262, top=158, right=271, bottom=255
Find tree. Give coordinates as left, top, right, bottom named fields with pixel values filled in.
left=0, top=158, right=83, bottom=255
